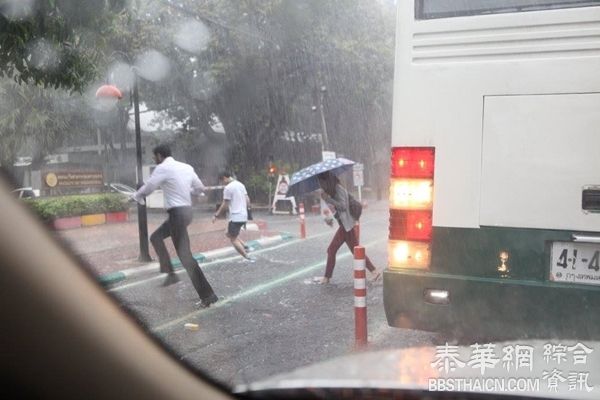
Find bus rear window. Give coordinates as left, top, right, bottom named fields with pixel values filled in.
left=415, top=0, right=600, bottom=20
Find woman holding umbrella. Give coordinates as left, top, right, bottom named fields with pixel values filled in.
left=314, top=171, right=381, bottom=284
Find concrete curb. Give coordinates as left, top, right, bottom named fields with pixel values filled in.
left=98, top=232, right=294, bottom=286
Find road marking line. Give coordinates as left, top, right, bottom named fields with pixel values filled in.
left=109, top=231, right=332, bottom=292
left=102, top=233, right=290, bottom=283
left=151, top=238, right=385, bottom=333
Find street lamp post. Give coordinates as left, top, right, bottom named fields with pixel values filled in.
left=318, top=85, right=329, bottom=151
left=312, top=85, right=329, bottom=156
left=96, top=60, right=151, bottom=262
left=131, top=72, right=151, bottom=262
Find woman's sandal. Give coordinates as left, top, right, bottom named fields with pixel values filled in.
left=313, top=276, right=330, bottom=285
left=368, top=269, right=382, bottom=282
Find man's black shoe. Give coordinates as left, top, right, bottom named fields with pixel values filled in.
left=161, top=272, right=180, bottom=286
left=198, top=294, right=219, bottom=308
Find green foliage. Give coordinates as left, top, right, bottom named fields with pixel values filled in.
left=1, top=0, right=395, bottom=193
left=244, top=171, right=270, bottom=204
left=274, top=160, right=300, bottom=177
left=25, top=193, right=129, bottom=222
left=0, top=0, right=126, bottom=91
left=135, top=0, right=395, bottom=175
left=0, top=1, right=129, bottom=174
left=238, top=158, right=301, bottom=204
left=0, top=79, right=75, bottom=170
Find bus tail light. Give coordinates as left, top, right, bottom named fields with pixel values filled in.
left=392, top=147, right=435, bottom=178
left=389, top=147, right=435, bottom=271
left=390, top=179, right=433, bottom=210
left=389, top=210, right=433, bottom=241
left=389, top=240, right=431, bottom=269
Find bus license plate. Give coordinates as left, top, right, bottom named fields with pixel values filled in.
left=550, top=242, right=600, bottom=285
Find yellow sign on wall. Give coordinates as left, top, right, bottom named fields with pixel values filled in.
left=43, top=171, right=104, bottom=188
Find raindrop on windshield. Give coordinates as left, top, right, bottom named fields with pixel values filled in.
left=134, top=50, right=171, bottom=82
left=173, top=19, right=211, bottom=54
left=108, top=62, right=134, bottom=92
left=27, top=39, right=60, bottom=72
left=1, top=0, right=35, bottom=20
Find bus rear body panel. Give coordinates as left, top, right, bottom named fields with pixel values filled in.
left=383, top=271, right=600, bottom=341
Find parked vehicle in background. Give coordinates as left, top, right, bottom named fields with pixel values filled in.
left=11, top=187, right=39, bottom=199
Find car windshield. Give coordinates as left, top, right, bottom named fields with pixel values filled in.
left=2, top=1, right=600, bottom=399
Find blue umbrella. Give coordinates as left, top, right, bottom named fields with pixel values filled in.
left=288, top=158, right=355, bottom=197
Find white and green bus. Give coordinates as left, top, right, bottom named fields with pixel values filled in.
left=384, top=0, right=600, bottom=341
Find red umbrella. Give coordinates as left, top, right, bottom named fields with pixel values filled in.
left=95, top=84, right=123, bottom=99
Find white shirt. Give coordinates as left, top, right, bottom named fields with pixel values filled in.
left=223, top=180, right=248, bottom=222
left=133, top=157, right=205, bottom=209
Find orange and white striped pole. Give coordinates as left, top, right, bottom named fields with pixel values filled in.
left=354, top=246, right=367, bottom=348
left=299, top=202, right=306, bottom=239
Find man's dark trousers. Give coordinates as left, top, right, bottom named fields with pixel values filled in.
left=150, top=206, right=215, bottom=301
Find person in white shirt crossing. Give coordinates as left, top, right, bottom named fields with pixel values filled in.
left=133, top=144, right=218, bottom=308
left=212, top=171, right=255, bottom=262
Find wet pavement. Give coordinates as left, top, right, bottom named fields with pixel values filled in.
left=54, top=210, right=275, bottom=275
left=101, top=201, right=436, bottom=388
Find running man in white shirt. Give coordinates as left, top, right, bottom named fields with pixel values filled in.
left=133, top=144, right=218, bottom=308
left=212, top=171, right=255, bottom=262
